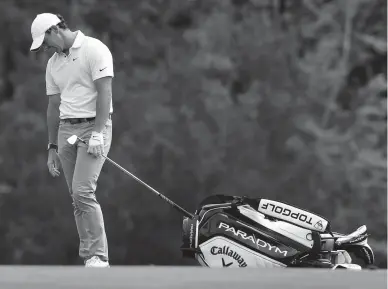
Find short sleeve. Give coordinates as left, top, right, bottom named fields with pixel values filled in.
left=87, top=40, right=114, bottom=81
left=45, top=59, right=60, bottom=95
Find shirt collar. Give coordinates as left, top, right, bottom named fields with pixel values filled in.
left=56, top=31, right=85, bottom=58
left=70, top=31, right=85, bottom=49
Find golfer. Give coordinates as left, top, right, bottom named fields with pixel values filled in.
left=30, top=13, right=113, bottom=268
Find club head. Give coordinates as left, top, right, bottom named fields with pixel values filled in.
left=67, top=135, right=78, bottom=145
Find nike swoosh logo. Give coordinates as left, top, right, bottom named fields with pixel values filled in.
left=222, top=258, right=233, bottom=267
left=73, top=57, right=78, bottom=61
left=99, top=67, right=107, bottom=71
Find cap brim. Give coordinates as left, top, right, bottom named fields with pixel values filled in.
left=30, top=34, right=45, bottom=51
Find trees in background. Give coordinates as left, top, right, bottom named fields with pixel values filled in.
left=0, top=0, right=386, bottom=267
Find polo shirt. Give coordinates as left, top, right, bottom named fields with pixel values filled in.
left=45, top=31, right=114, bottom=119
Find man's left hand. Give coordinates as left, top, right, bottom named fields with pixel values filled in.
left=87, top=131, right=104, bottom=157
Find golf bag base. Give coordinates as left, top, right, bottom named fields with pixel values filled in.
left=181, top=195, right=374, bottom=269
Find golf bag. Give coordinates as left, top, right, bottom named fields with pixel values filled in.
left=181, top=195, right=375, bottom=269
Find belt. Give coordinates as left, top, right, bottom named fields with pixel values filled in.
left=61, top=114, right=111, bottom=124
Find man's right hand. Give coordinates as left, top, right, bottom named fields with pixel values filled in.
left=47, top=149, right=61, bottom=177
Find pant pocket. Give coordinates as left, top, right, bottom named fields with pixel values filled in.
left=77, top=120, right=112, bottom=146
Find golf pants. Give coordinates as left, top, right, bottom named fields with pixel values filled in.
left=57, top=118, right=112, bottom=262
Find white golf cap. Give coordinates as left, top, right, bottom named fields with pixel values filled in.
left=30, top=13, right=61, bottom=51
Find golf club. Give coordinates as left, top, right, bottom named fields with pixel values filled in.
left=67, top=135, right=195, bottom=219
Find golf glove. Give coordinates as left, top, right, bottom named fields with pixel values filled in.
left=88, top=131, right=104, bottom=157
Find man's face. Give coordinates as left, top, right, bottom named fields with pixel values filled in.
left=41, top=28, right=64, bottom=53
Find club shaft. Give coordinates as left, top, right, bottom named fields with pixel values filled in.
left=103, top=155, right=194, bottom=218
left=77, top=136, right=194, bottom=219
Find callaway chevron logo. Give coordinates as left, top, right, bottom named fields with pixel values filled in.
left=222, top=258, right=233, bottom=267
